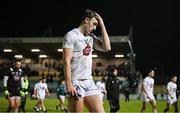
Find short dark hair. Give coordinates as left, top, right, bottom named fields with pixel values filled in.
left=42, top=77, right=46, bottom=80
left=146, top=66, right=156, bottom=74
left=170, top=75, right=177, bottom=79
left=110, top=67, right=117, bottom=74
left=81, top=9, right=96, bottom=21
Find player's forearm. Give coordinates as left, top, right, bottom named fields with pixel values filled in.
left=46, top=89, right=50, bottom=95
left=21, top=77, right=24, bottom=88
left=33, top=88, right=37, bottom=96
left=100, top=24, right=111, bottom=51
left=64, top=65, right=72, bottom=86
left=63, top=48, right=73, bottom=86
left=167, top=90, right=173, bottom=98
left=143, top=86, right=149, bottom=97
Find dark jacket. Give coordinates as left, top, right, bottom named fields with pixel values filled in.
left=106, top=75, right=120, bottom=100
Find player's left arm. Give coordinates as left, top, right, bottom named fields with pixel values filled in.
left=166, top=85, right=174, bottom=99
left=45, top=85, right=50, bottom=96
left=93, top=13, right=111, bottom=52
left=20, top=68, right=25, bottom=89
left=103, top=84, right=107, bottom=94
left=21, top=76, right=24, bottom=89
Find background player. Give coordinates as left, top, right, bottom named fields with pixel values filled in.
left=96, top=77, right=107, bottom=104
left=141, top=67, right=157, bottom=113
left=33, top=77, right=50, bottom=112
left=3, top=60, right=24, bottom=113
left=164, top=75, right=178, bottom=113
left=56, top=78, right=67, bottom=111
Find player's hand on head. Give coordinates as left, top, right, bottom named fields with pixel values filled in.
left=95, top=13, right=104, bottom=27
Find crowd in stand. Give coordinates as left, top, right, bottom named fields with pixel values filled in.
left=94, top=62, right=130, bottom=77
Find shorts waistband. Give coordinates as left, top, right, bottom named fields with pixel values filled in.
left=77, top=79, right=88, bottom=81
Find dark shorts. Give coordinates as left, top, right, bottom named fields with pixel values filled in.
left=8, top=88, right=21, bottom=97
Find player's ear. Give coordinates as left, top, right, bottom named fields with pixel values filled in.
left=84, top=17, right=90, bottom=24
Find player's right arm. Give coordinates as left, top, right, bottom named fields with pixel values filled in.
left=3, top=68, right=10, bottom=89
left=142, top=79, right=151, bottom=100
left=63, top=33, right=77, bottom=97
left=3, top=75, right=9, bottom=99
left=63, top=48, right=77, bottom=97
left=3, top=76, right=8, bottom=88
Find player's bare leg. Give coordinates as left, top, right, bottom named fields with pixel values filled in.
left=164, top=103, right=170, bottom=113
left=67, top=97, right=84, bottom=112
left=14, top=97, right=20, bottom=113
left=173, top=102, right=178, bottom=113
left=59, top=98, right=65, bottom=110
left=84, top=95, right=104, bottom=113
left=40, top=99, right=46, bottom=112
left=149, top=100, right=157, bottom=113
left=141, top=101, right=147, bottom=113
left=9, top=98, right=16, bottom=112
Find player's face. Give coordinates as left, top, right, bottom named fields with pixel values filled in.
left=172, top=76, right=177, bottom=83
left=113, top=69, right=118, bottom=76
left=42, top=79, right=46, bottom=83
left=149, top=70, right=155, bottom=78
left=16, top=61, right=21, bottom=69
left=84, top=17, right=98, bottom=35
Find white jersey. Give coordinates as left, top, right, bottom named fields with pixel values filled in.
left=167, top=81, right=177, bottom=103
left=142, top=76, right=154, bottom=96
left=34, top=82, right=48, bottom=95
left=96, top=81, right=106, bottom=94
left=63, top=28, right=94, bottom=80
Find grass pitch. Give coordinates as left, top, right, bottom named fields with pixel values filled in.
left=0, top=96, right=179, bottom=112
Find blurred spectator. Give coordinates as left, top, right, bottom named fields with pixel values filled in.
left=50, top=74, right=54, bottom=83
left=22, top=63, right=30, bottom=76
left=106, top=67, right=120, bottom=113
left=123, top=80, right=130, bottom=102
left=94, top=68, right=100, bottom=76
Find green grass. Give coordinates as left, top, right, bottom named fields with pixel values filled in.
left=0, top=96, right=179, bottom=112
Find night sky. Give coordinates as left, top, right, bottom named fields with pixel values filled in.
left=0, top=0, right=180, bottom=77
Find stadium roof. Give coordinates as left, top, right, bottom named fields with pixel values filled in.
left=0, top=36, right=133, bottom=59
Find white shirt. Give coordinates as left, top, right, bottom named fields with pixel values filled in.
left=34, top=82, right=48, bottom=95
left=63, top=28, right=94, bottom=80
left=167, top=81, right=177, bottom=99
left=96, top=81, right=106, bottom=94
left=143, top=76, right=154, bottom=96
